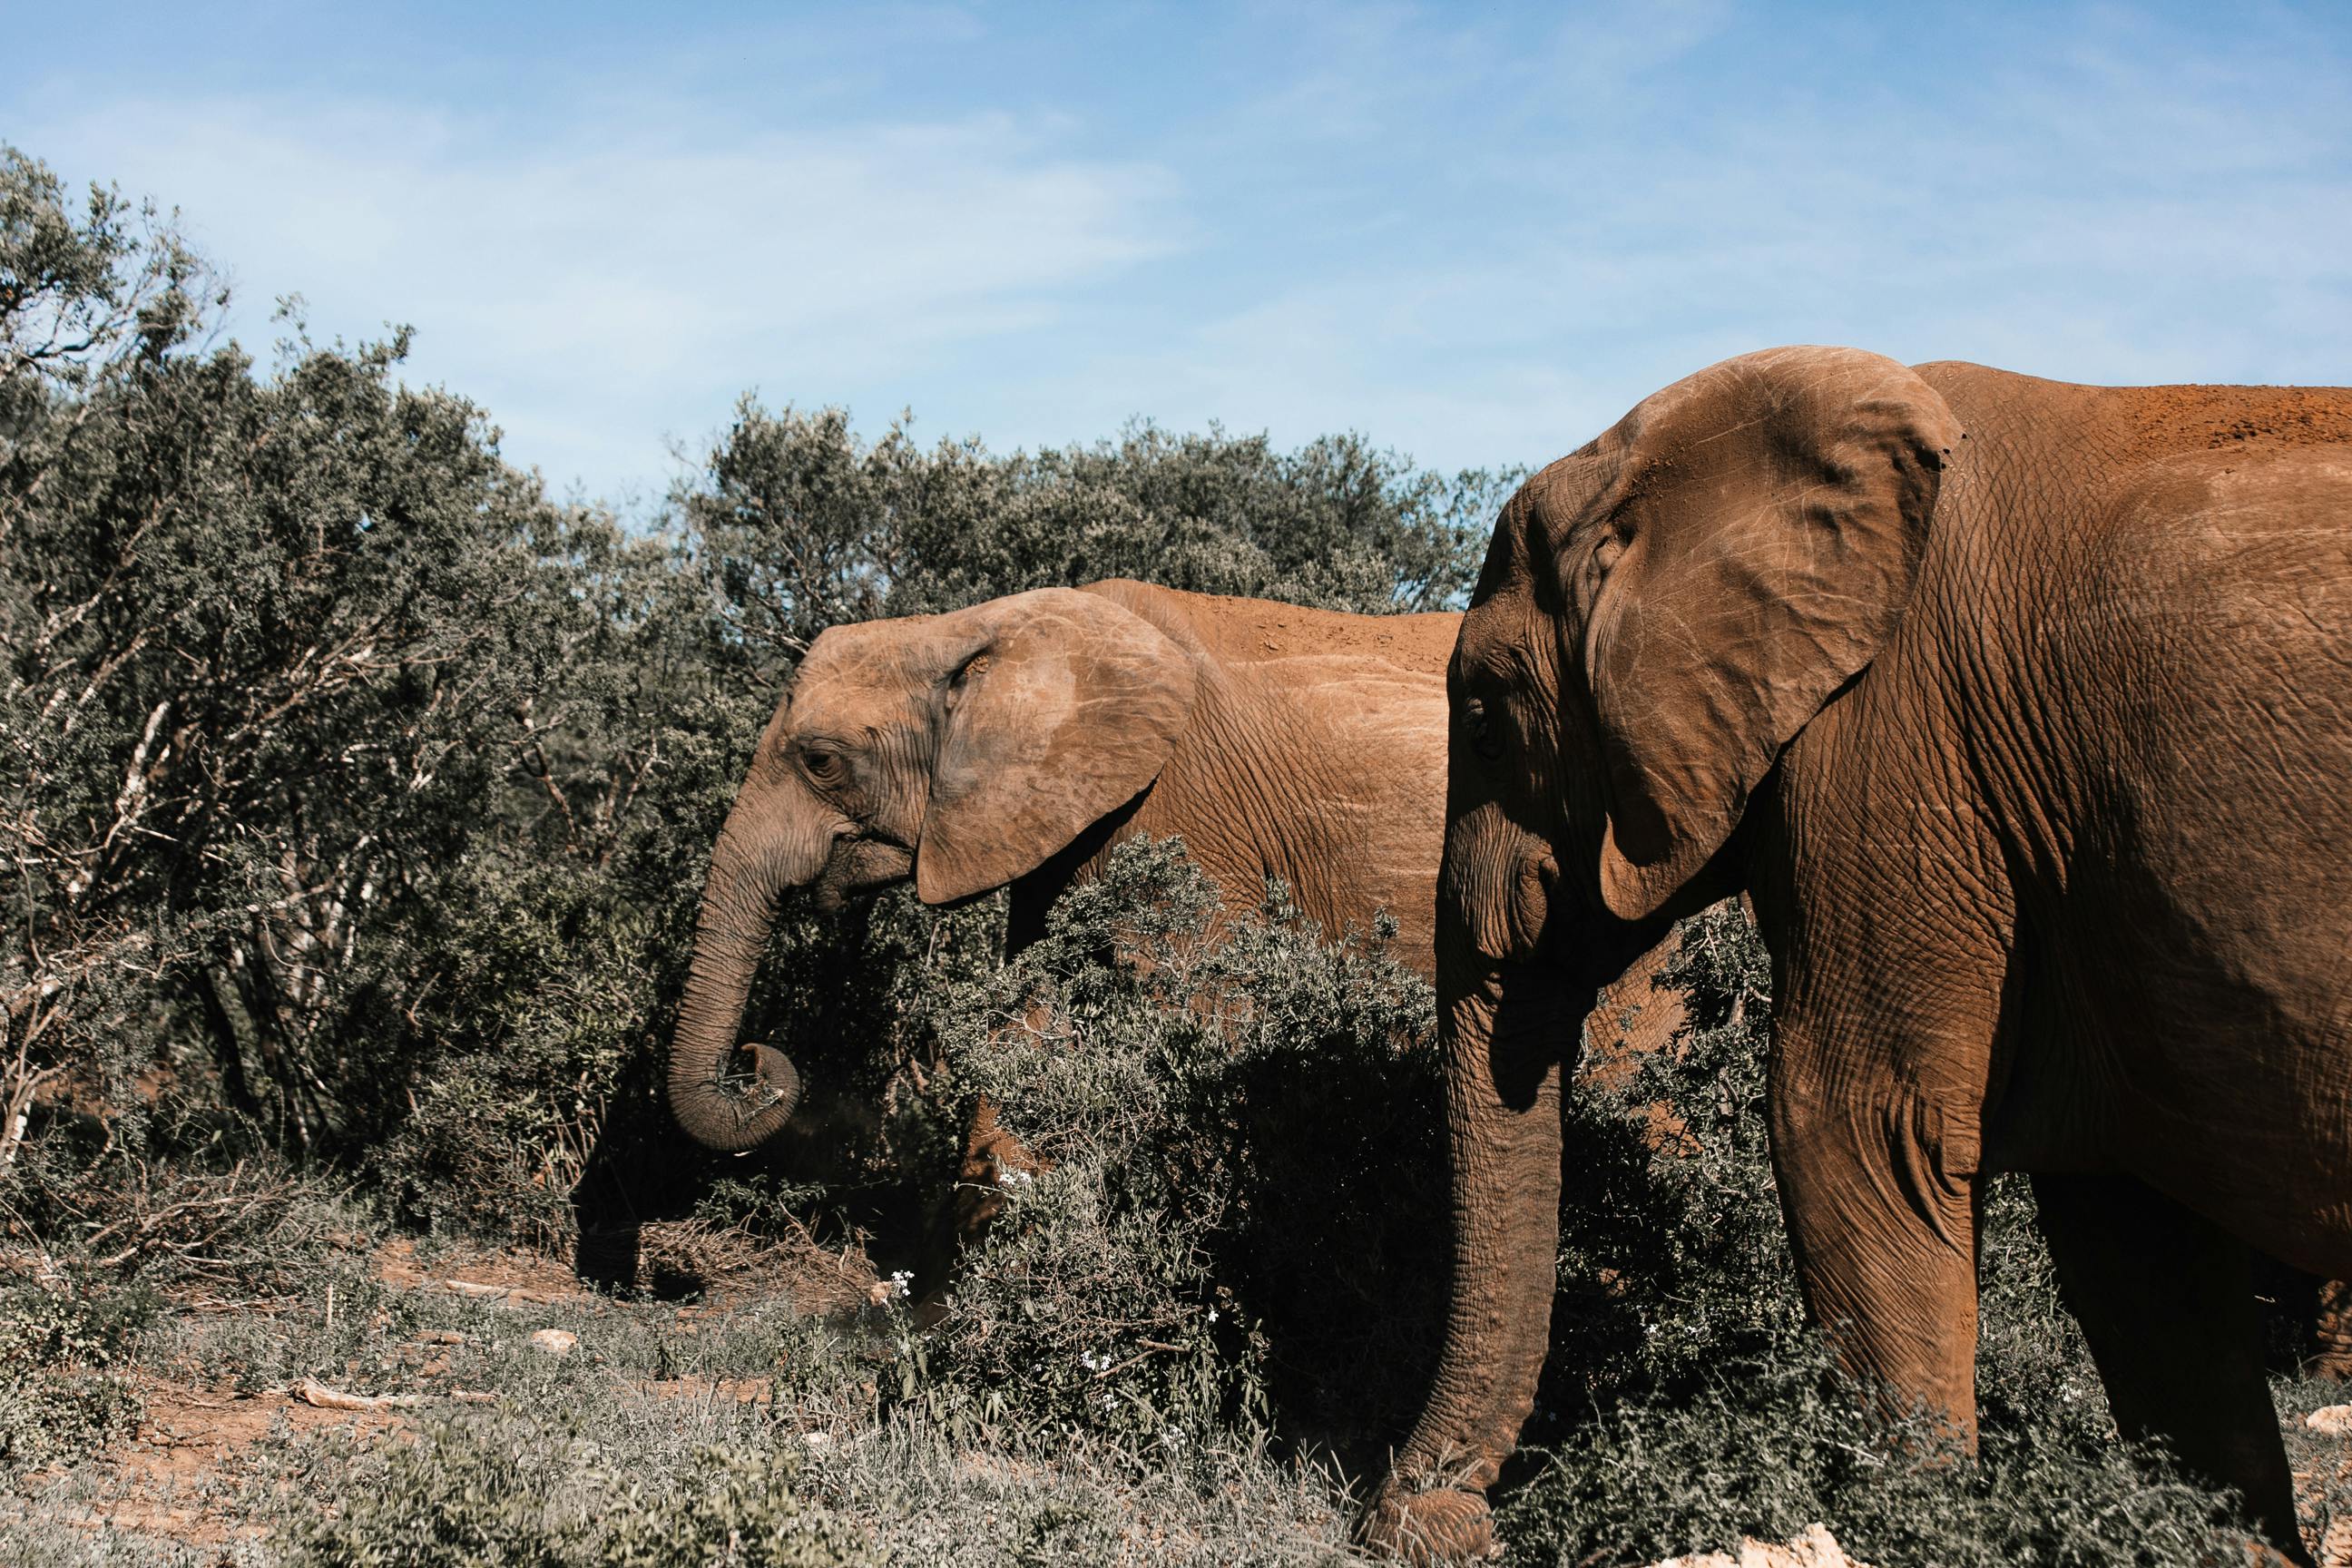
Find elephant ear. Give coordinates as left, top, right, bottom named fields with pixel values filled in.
left=915, top=587, right=1199, bottom=905
left=1583, top=346, right=1963, bottom=920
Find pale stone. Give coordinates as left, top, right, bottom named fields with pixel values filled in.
left=1650, top=1524, right=1874, bottom=1568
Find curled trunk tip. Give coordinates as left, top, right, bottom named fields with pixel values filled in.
left=670, top=1039, right=802, bottom=1152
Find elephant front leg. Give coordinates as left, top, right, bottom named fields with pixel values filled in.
left=2034, top=1173, right=2311, bottom=1565
left=2308, top=1277, right=2352, bottom=1382
left=908, top=1095, right=1044, bottom=1320
left=1769, top=1057, right=1985, bottom=1442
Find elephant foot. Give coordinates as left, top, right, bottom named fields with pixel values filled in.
left=1359, top=1485, right=1495, bottom=1563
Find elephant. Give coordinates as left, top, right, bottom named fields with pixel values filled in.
left=665, top=578, right=1457, bottom=1163
left=670, top=574, right=1692, bottom=1153
left=1366, top=346, right=2352, bottom=1563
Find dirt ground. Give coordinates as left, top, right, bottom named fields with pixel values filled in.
left=19, top=1226, right=879, bottom=1558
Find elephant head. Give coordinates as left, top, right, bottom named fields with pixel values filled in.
left=668, top=587, right=1199, bottom=1152
left=1368, top=347, right=1960, bottom=1559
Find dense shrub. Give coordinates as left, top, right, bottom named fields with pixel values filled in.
left=682, top=399, right=1506, bottom=662
left=888, top=838, right=1443, bottom=1455
left=1, top=142, right=1495, bottom=1262
left=0, top=1269, right=153, bottom=1476
left=290, top=1411, right=873, bottom=1568
left=1499, top=1342, right=2243, bottom=1568
left=2, top=142, right=730, bottom=1238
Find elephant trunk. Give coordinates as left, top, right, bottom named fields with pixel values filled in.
left=668, top=817, right=814, bottom=1153
left=1366, top=962, right=1572, bottom=1562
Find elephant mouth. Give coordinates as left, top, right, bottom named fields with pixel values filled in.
left=810, top=836, right=916, bottom=910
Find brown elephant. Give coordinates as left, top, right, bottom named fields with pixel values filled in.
left=666, top=579, right=1455, bottom=1161
left=1367, top=347, right=2352, bottom=1563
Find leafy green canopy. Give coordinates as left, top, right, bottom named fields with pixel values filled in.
left=685, top=397, right=1510, bottom=662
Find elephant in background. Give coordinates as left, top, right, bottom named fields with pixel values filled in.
left=1367, top=348, right=2352, bottom=1563
left=671, top=573, right=1691, bottom=1142
left=665, top=578, right=1457, bottom=1161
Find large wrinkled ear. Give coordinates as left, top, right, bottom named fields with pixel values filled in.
left=1583, top=347, right=1963, bottom=920
left=915, top=588, right=1199, bottom=904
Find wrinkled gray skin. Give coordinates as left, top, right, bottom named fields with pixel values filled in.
left=1367, top=347, right=2352, bottom=1563
left=667, top=579, right=1462, bottom=1153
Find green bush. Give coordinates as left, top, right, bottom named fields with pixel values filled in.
left=606, top=1446, right=878, bottom=1568
left=0, top=1270, right=153, bottom=1476
left=887, top=838, right=1442, bottom=1454
left=4, top=140, right=1507, bottom=1261
left=289, top=1411, right=873, bottom=1568
left=1498, top=1339, right=2242, bottom=1568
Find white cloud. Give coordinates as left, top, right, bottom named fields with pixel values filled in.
left=18, top=93, right=1182, bottom=504
left=12, top=1, right=2346, bottom=501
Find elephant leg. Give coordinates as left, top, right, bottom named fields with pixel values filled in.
left=2308, top=1278, right=2352, bottom=1382
left=2033, top=1173, right=2309, bottom=1565
left=1769, top=1061, right=1984, bottom=1439
left=908, top=1095, right=1044, bottom=1321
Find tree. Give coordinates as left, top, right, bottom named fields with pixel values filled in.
left=678, top=398, right=1514, bottom=689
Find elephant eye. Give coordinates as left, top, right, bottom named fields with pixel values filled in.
left=800, top=744, right=846, bottom=783
left=1464, top=698, right=1506, bottom=760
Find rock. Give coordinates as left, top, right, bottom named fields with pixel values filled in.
left=527, top=1328, right=578, bottom=1357
left=1651, top=1524, right=1874, bottom=1568
left=2305, top=1404, right=2352, bottom=1436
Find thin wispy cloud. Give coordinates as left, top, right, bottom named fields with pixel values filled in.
left=6, top=1, right=2347, bottom=504
left=16, top=91, right=1181, bottom=502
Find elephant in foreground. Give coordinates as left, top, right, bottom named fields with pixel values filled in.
left=1367, top=348, right=2352, bottom=1562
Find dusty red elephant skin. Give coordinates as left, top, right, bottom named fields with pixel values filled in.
left=666, top=580, right=1454, bottom=1161
left=1368, top=348, right=2352, bottom=1564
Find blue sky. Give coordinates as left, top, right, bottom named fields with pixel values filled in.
left=9, top=2, right=2348, bottom=508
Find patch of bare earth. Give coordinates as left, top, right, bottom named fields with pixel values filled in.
left=24, top=1227, right=871, bottom=1551
left=373, top=1235, right=596, bottom=1303
left=632, top=1218, right=877, bottom=1316
left=35, top=1374, right=404, bottom=1548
